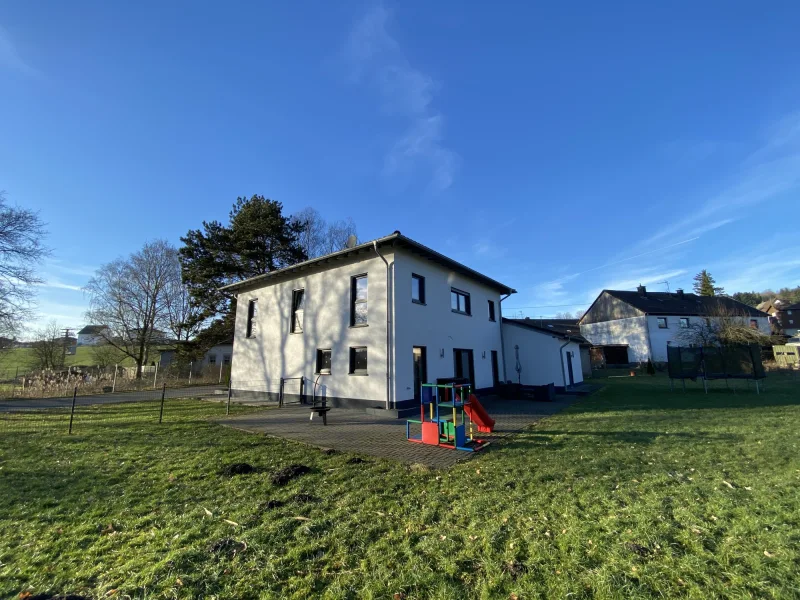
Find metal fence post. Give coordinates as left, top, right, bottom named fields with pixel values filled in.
left=226, top=383, right=232, bottom=415
left=159, top=383, right=166, bottom=423
left=300, top=377, right=305, bottom=404
left=189, top=362, right=193, bottom=384
left=279, top=377, right=284, bottom=407
left=112, top=364, right=118, bottom=393
left=68, top=386, right=77, bottom=434
left=12, top=367, right=18, bottom=398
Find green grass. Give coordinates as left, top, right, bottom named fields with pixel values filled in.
left=1, top=375, right=799, bottom=599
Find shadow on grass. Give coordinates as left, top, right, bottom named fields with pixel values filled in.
left=499, top=428, right=743, bottom=452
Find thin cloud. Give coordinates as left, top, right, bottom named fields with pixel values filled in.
left=0, top=24, right=38, bottom=76
left=344, top=4, right=459, bottom=191
left=37, top=281, right=83, bottom=292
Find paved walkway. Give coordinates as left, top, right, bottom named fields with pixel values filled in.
left=217, top=395, right=577, bottom=468
left=0, top=385, right=226, bottom=412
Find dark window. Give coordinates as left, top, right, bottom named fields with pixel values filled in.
left=349, top=347, right=368, bottom=374
left=488, top=300, right=496, bottom=321
left=316, top=349, right=331, bottom=374
left=351, top=275, right=368, bottom=326
left=208, top=354, right=217, bottom=365
left=657, top=317, right=668, bottom=329
left=222, top=354, right=231, bottom=365
left=679, top=317, right=689, bottom=328
left=412, top=274, right=425, bottom=304
left=291, top=289, right=305, bottom=333
left=749, top=319, right=758, bottom=329
left=451, top=288, right=471, bottom=315
left=246, top=299, right=258, bottom=338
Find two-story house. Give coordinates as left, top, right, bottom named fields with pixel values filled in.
left=758, top=298, right=800, bottom=336
left=579, top=286, right=770, bottom=365
left=222, top=232, right=516, bottom=413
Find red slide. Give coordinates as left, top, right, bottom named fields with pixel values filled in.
left=465, top=394, right=495, bottom=433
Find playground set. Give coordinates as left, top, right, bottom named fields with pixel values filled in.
left=667, top=343, right=768, bottom=394
left=406, top=382, right=495, bottom=452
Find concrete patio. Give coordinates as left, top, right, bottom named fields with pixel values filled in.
left=217, top=395, right=579, bottom=468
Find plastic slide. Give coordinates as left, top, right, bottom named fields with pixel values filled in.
left=465, top=394, right=495, bottom=433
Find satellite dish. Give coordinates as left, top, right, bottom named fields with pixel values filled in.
left=345, top=234, right=358, bottom=249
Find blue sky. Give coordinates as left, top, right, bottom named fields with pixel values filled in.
left=2, top=1, right=799, bottom=332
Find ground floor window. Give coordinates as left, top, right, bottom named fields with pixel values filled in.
left=208, top=354, right=217, bottom=365
left=316, top=349, right=332, bottom=374
left=349, top=347, right=368, bottom=374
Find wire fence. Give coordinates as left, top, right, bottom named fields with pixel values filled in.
left=0, top=382, right=230, bottom=434
left=0, top=362, right=231, bottom=400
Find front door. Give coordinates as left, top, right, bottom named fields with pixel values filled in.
left=566, top=351, right=575, bottom=386
left=453, top=349, right=475, bottom=385
left=491, top=350, right=499, bottom=387
left=412, top=346, right=427, bottom=402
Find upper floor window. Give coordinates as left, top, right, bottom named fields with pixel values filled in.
left=222, top=354, right=232, bottom=365
left=412, top=274, right=425, bottom=304
left=679, top=317, right=689, bottom=328
left=208, top=354, right=217, bottom=365
left=451, top=288, right=471, bottom=315
left=246, top=299, right=258, bottom=338
left=291, top=289, right=305, bottom=333
left=788, top=310, right=793, bottom=315
left=749, top=319, right=758, bottom=329
left=488, top=300, right=496, bottom=321
left=657, top=317, right=668, bottom=329
left=351, top=275, right=368, bottom=326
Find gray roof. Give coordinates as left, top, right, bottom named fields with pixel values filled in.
left=220, top=231, right=516, bottom=295
left=78, top=325, right=108, bottom=335
left=503, top=317, right=589, bottom=344
left=604, top=290, right=768, bottom=317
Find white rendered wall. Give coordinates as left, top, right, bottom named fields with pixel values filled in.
left=502, top=323, right=583, bottom=386
left=647, top=315, right=772, bottom=362
left=580, top=316, right=650, bottom=362
left=391, top=249, right=505, bottom=403
left=231, top=251, right=393, bottom=405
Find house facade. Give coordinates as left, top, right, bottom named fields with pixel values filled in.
left=759, top=299, right=800, bottom=336
left=77, top=325, right=108, bottom=346
left=502, top=318, right=584, bottom=387
left=580, top=286, right=771, bottom=364
left=224, top=233, right=515, bottom=411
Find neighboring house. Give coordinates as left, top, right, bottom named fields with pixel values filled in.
left=502, top=318, right=584, bottom=387
left=579, top=286, right=770, bottom=365
left=77, top=325, right=109, bottom=346
left=223, top=232, right=516, bottom=412
left=759, top=299, right=800, bottom=336
left=158, top=341, right=233, bottom=371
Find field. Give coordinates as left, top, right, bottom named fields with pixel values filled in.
left=1, top=374, right=798, bottom=599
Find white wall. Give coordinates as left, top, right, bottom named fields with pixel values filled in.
left=77, top=333, right=102, bottom=346
left=502, top=323, right=583, bottom=386
left=392, top=249, right=505, bottom=402
left=647, top=315, right=771, bottom=362
left=231, top=251, right=392, bottom=406
left=580, top=316, right=650, bottom=362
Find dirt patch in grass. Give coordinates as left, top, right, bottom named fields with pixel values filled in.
left=208, top=538, right=247, bottom=558
left=290, top=493, right=317, bottom=503
left=270, top=464, right=311, bottom=485
left=219, top=463, right=256, bottom=476
left=346, top=457, right=367, bottom=464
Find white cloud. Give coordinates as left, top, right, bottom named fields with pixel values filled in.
left=345, top=4, right=458, bottom=191
left=37, top=281, right=83, bottom=292
left=0, top=24, right=38, bottom=76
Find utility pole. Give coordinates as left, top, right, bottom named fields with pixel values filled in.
left=61, top=327, right=73, bottom=367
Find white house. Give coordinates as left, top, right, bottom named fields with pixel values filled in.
left=222, top=232, right=516, bottom=413
left=77, top=325, right=109, bottom=346
left=580, top=286, right=771, bottom=365
left=502, top=318, right=584, bottom=387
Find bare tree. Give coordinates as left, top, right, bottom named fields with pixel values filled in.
left=29, top=320, right=65, bottom=370
left=164, top=267, right=205, bottom=342
left=0, top=192, right=49, bottom=337
left=292, top=208, right=357, bottom=258
left=85, top=240, right=177, bottom=378
left=676, top=303, right=772, bottom=347
left=555, top=312, right=574, bottom=319
left=91, top=342, right=126, bottom=369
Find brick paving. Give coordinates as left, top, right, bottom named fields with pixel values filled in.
left=217, top=395, right=577, bottom=468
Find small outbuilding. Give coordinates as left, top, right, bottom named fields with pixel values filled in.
left=501, top=318, right=584, bottom=389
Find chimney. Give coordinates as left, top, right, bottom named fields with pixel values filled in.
left=637, top=284, right=647, bottom=296
left=676, top=288, right=684, bottom=298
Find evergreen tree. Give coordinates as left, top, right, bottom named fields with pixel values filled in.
left=731, top=291, right=763, bottom=307
left=693, top=270, right=724, bottom=296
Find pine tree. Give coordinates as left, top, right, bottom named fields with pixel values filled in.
left=693, top=270, right=724, bottom=296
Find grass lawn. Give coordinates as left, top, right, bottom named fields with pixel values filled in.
left=1, top=374, right=799, bottom=599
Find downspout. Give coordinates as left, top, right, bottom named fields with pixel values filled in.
left=559, top=337, right=572, bottom=389
left=499, top=292, right=514, bottom=383
left=373, top=241, right=391, bottom=410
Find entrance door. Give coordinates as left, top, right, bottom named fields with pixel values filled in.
left=490, top=350, right=499, bottom=387
left=412, top=346, right=427, bottom=402
left=453, top=349, right=475, bottom=385
left=566, top=350, right=575, bottom=386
